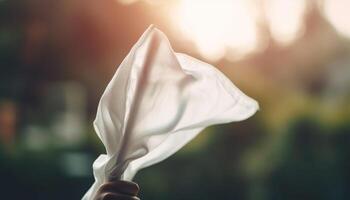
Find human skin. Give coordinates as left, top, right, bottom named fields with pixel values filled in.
left=94, top=180, right=140, bottom=200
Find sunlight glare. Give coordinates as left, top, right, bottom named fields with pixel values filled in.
left=324, top=0, right=350, bottom=38
left=264, top=0, right=306, bottom=45
left=175, top=0, right=258, bottom=61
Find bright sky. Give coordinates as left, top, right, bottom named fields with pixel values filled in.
left=323, top=0, right=350, bottom=39
left=174, top=0, right=258, bottom=61
left=264, top=0, right=306, bottom=45
left=172, top=0, right=308, bottom=61
left=119, top=0, right=350, bottom=61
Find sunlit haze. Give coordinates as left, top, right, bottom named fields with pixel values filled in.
left=264, top=0, right=306, bottom=45
left=116, top=0, right=350, bottom=61
left=173, top=0, right=257, bottom=61
left=324, top=0, right=350, bottom=38
left=172, top=0, right=309, bottom=61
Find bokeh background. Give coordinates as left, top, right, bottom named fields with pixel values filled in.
left=1, top=0, right=350, bottom=199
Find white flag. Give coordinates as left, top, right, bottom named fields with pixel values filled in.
left=82, top=25, right=259, bottom=200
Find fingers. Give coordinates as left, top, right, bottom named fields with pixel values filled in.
left=100, top=192, right=140, bottom=200
left=99, top=180, right=139, bottom=196
left=95, top=180, right=140, bottom=200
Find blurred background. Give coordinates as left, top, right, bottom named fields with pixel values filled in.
left=0, top=0, right=349, bottom=199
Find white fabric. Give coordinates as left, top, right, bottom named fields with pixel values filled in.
left=82, top=25, right=259, bottom=200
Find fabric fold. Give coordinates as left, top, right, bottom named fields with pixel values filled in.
left=82, top=25, right=259, bottom=200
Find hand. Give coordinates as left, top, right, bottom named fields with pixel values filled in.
left=95, top=180, right=140, bottom=200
